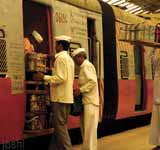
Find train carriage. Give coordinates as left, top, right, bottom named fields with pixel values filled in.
left=0, top=0, right=159, bottom=145
left=100, top=2, right=155, bottom=120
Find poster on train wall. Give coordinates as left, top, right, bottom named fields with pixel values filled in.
left=54, top=0, right=102, bottom=51
left=0, top=0, right=25, bottom=94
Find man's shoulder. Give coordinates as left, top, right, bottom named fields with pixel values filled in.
left=58, top=53, right=74, bottom=63
left=59, top=52, right=72, bottom=59
left=84, top=60, right=93, bottom=67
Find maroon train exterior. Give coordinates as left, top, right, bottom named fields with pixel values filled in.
left=0, top=0, right=159, bottom=144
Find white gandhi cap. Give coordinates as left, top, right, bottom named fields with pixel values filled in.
left=32, top=30, right=43, bottom=43
left=55, top=35, right=71, bottom=42
left=72, top=48, right=86, bottom=57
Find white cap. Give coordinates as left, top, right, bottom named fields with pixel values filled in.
left=32, top=30, right=43, bottom=43
left=72, top=48, right=86, bottom=57
left=55, top=35, right=71, bottom=42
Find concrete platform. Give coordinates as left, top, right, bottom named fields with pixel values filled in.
left=73, top=126, right=157, bottom=150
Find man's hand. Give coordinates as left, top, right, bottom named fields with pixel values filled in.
left=44, top=75, right=51, bottom=82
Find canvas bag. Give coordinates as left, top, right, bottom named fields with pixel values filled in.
left=70, top=94, right=83, bottom=116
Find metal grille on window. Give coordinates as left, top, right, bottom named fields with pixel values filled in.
left=120, top=51, right=129, bottom=79
left=0, top=29, right=7, bottom=76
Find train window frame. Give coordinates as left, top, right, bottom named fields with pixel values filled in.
left=0, top=28, right=7, bottom=77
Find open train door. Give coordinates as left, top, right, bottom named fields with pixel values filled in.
left=23, top=0, right=53, bottom=131
left=87, top=17, right=104, bottom=121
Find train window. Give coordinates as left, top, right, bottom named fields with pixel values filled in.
left=0, top=29, right=7, bottom=77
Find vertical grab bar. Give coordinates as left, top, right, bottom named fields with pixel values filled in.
left=96, top=39, right=101, bottom=79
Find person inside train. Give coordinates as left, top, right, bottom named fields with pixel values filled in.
left=24, top=30, right=43, bottom=54
left=149, top=48, right=160, bottom=149
left=42, top=35, right=75, bottom=150
left=72, top=48, right=99, bottom=150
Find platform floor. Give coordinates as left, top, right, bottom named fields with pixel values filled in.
left=73, top=126, right=157, bottom=150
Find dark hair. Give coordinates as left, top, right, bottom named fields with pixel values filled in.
left=57, top=40, right=70, bottom=50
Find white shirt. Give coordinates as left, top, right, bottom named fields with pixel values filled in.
left=79, top=59, right=99, bottom=106
left=44, top=51, right=74, bottom=103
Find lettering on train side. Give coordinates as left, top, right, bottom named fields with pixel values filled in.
left=55, top=12, right=68, bottom=24
left=70, top=11, right=87, bottom=38
left=120, top=51, right=129, bottom=79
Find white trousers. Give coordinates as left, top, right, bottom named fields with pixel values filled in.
left=149, top=105, right=160, bottom=146
left=80, top=104, right=99, bottom=150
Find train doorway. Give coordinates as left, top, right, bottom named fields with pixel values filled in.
left=87, top=18, right=98, bottom=71
left=134, top=45, right=145, bottom=111
left=22, top=0, right=53, bottom=131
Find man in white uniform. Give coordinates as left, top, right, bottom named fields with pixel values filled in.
left=72, top=48, right=99, bottom=150
left=44, top=35, right=75, bottom=150
left=24, top=30, right=43, bottom=53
